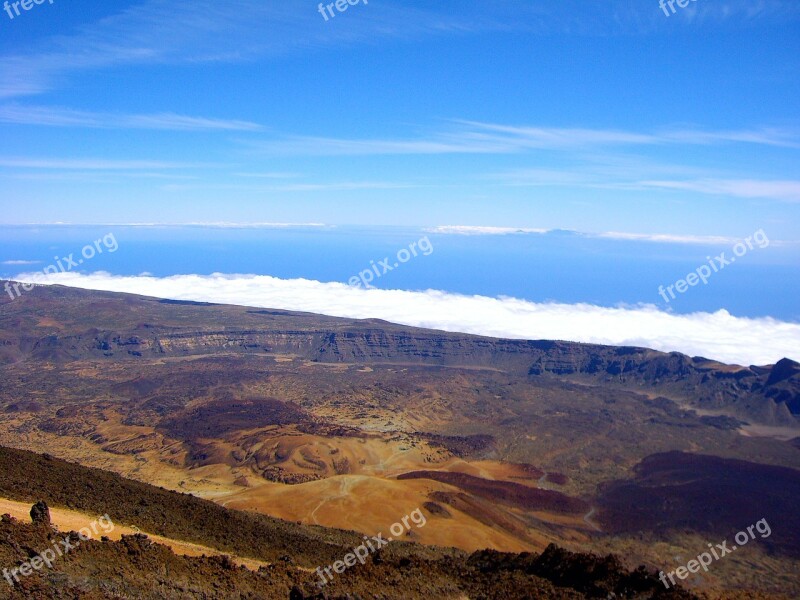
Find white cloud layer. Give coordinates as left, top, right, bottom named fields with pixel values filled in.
left=13, top=272, right=799, bottom=367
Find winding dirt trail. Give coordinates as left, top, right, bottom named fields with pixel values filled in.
left=310, top=476, right=356, bottom=525
left=582, top=506, right=602, bottom=532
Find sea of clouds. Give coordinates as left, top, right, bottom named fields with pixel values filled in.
left=15, top=271, right=799, bottom=366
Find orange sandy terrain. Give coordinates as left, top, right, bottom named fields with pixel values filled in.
left=220, top=476, right=543, bottom=552
left=0, top=411, right=595, bottom=554
left=212, top=444, right=595, bottom=552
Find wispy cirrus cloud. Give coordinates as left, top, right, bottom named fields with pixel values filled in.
left=161, top=180, right=415, bottom=193
left=233, top=172, right=301, bottom=179
left=639, top=179, right=800, bottom=203
left=241, top=135, right=510, bottom=157
left=240, top=121, right=800, bottom=204
left=0, top=157, right=211, bottom=170
left=0, top=105, right=262, bottom=131
left=244, top=121, right=800, bottom=157
left=3, top=1, right=796, bottom=99
left=460, top=121, right=800, bottom=149
left=656, top=127, right=800, bottom=148
left=4, top=222, right=329, bottom=229
left=0, top=1, right=499, bottom=99
left=489, top=169, right=800, bottom=203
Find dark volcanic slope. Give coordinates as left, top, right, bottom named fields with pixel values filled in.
left=0, top=517, right=702, bottom=600
left=160, top=396, right=312, bottom=440
left=597, top=451, right=800, bottom=558
left=0, top=446, right=369, bottom=568
left=1, top=281, right=797, bottom=425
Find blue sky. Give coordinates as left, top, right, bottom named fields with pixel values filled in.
left=1, top=0, right=799, bottom=238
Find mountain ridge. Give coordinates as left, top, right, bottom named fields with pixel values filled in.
left=2, top=281, right=797, bottom=426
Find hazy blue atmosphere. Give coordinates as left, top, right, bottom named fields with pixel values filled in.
left=2, top=225, right=798, bottom=320
left=1, top=0, right=798, bottom=364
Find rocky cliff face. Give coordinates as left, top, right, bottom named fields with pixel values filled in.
left=526, top=344, right=800, bottom=424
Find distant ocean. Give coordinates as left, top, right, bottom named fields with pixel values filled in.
left=1, top=225, right=798, bottom=322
